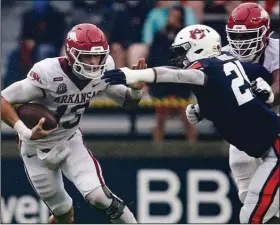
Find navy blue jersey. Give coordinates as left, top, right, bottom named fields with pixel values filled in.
left=188, top=53, right=280, bottom=157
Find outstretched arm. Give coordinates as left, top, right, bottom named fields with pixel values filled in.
left=102, top=66, right=207, bottom=86
left=104, top=58, right=147, bottom=109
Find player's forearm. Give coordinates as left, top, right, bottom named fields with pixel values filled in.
left=105, top=84, right=142, bottom=109
left=0, top=79, right=42, bottom=137
left=154, top=67, right=206, bottom=85
left=123, top=88, right=142, bottom=109
left=1, top=97, right=32, bottom=139
left=123, top=67, right=206, bottom=85
left=1, top=96, right=20, bottom=128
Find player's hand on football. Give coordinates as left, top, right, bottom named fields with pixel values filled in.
left=30, top=118, right=57, bottom=140
left=186, top=104, right=202, bottom=124
left=251, top=77, right=274, bottom=104
left=130, top=58, right=147, bottom=90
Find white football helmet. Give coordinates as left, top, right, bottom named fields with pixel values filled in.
left=170, top=24, right=222, bottom=67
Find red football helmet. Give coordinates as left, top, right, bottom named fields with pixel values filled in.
left=65, top=23, right=109, bottom=79
left=226, top=3, right=270, bottom=62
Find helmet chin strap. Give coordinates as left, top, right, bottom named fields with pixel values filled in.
left=72, top=65, right=90, bottom=80
left=73, top=64, right=103, bottom=80
left=251, top=48, right=265, bottom=64
left=65, top=57, right=90, bottom=80
left=72, top=69, right=88, bottom=80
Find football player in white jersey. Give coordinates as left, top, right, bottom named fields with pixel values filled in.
left=1, top=23, right=143, bottom=223
left=186, top=3, right=280, bottom=223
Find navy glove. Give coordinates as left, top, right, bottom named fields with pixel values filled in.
left=101, top=69, right=127, bottom=85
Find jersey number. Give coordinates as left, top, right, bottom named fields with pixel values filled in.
left=224, top=61, right=254, bottom=106
left=55, top=102, right=89, bottom=129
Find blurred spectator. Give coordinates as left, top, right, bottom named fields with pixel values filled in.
left=110, top=0, right=155, bottom=68
left=19, top=0, right=66, bottom=76
left=240, top=0, right=279, bottom=15
left=261, top=0, right=279, bottom=15
left=148, top=5, right=184, bottom=67
left=68, top=0, right=116, bottom=39
left=204, top=0, right=279, bottom=45
left=4, top=1, right=66, bottom=88
left=255, top=1, right=279, bottom=32
left=214, top=1, right=242, bottom=15
left=180, top=0, right=205, bottom=23
left=125, top=1, right=198, bottom=73
left=142, top=1, right=197, bottom=45
left=147, top=5, right=197, bottom=144
left=203, top=0, right=241, bottom=46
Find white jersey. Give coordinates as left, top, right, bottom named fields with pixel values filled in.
left=16, top=55, right=127, bottom=149
left=222, top=34, right=279, bottom=112
left=222, top=35, right=279, bottom=73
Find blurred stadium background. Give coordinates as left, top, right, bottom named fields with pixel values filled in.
left=1, top=0, right=279, bottom=223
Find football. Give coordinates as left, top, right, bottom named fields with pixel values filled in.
left=16, top=103, right=58, bottom=130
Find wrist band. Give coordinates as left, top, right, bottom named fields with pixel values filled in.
left=14, top=120, right=32, bottom=140
left=130, top=89, right=142, bottom=99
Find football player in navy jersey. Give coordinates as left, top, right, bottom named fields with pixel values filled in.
left=102, top=24, right=280, bottom=224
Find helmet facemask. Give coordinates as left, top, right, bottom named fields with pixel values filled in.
left=69, top=47, right=109, bottom=80
left=170, top=42, right=191, bottom=67
left=226, top=25, right=268, bottom=62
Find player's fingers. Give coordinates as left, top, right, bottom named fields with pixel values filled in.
left=251, top=80, right=257, bottom=87
left=45, top=126, right=58, bottom=135
left=131, top=64, right=137, bottom=70
left=140, top=58, right=145, bottom=67
left=141, top=58, right=147, bottom=68
left=194, top=104, right=200, bottom=113
left=38, top=118, right=45, bottom=128
left=186, top=104, right=193, bottom=112
left=258, top=82, right=269, bottom=88
left=135, top=59, right=143, bottom=69
left=136, top=58, right=146, bottom=69
left=140, top=58, right=147, bottom=69
left=40, top=126, right=57, bottom=137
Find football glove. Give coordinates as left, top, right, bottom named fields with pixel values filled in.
left=102, top=68, right=128, bottom=85
left=251, top=77, right=274, bottom=104
left=185, top=104, right=202, bottom=124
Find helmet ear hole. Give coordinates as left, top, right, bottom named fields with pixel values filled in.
left=76, top=64, right=82, bottom=71
left=194, top=49, right=203, bottom=54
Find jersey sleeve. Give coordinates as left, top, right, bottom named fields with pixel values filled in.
left=263, top=38, right=279, bottom=73
left=241, top=61, right=273, bottom=85
left=105, top=55, right=115, bottom=71
left=104, top=84, right=128, bottom=106
left=26, top=61, right=49, bottom=90
left=1, top=78, right=45, bottom=104
left=103, top=55, right=127, bottom=105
